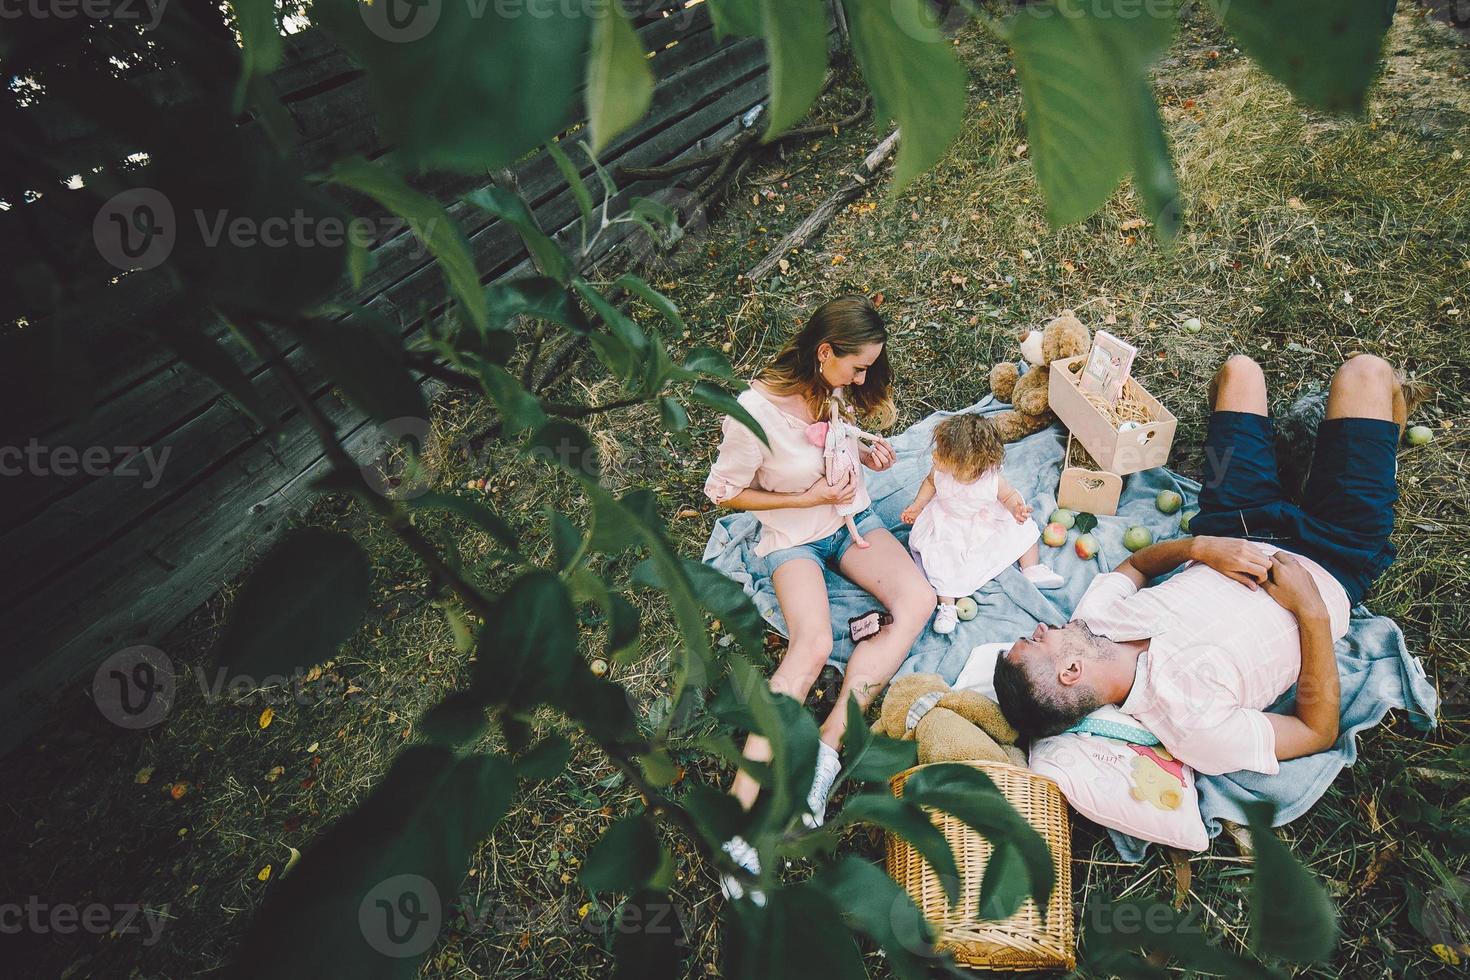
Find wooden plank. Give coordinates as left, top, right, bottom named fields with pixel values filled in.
left=0, top=74, right=772, bottom=754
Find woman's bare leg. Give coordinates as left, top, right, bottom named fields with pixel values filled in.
left=821, top=529, right=936, bottom=749
left=729, top=557, right=833, bottom=811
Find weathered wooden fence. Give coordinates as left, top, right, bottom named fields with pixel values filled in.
left=1, top=2, right=842, bottom=752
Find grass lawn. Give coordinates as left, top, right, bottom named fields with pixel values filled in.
left=4, top=6, right=1467, bottom=978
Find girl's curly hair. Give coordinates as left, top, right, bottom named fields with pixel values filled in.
left=932, top=413, right=1005, bottom=483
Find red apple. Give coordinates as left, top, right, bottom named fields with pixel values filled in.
left=1074, top=532, right=1100, bottom=560
left=1042, top=522, right=1068, bottom=547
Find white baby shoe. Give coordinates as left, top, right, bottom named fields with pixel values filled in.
left=719, top=835, right=766, bottom=906
left=932, top=602, right=959, bottom=634
left=802, top=742, right=843, bottom=829
left=1022, top=564, right=1066, bottom=589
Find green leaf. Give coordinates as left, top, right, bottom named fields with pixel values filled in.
left=732, top=656, right=820, bottom=836
left=839, top=793, right=960, bottom=906
left=901, top=763, right=1055, bottom=920
left=842, top=0, right=967, bottom=195
left=1247, top=802, right=1338, bottom=962
left=812, top=857, right=937, bottom=979
left=1073, top=511, right=1098, bottom=534
left=470, top=570, right=578, bottom=709
left=475, top=360, right=548, bottom=436
left=229, top=0, right=283, bottom=109
left=516, top=734, right=572, bottom=782
left=160, top=314, right=269, bottom=428
left=406, top=491, right=519, bottom=552
left=313, top=0, right=590, bottom=173
left=549, top=510, right=585, bottom=571
left=464, top=186, right=573, bottom=284
left=760, top=0, right=830, bottom=139
left=690, top=381, right=768, bottom=446
left=632, top=557, right=763, bottom=659
left=1001, top=0, right=1179, bottom=239
left=658, top=396, right=689, bottom=433
left=329, top=156, right=489, bottom=333
left=615, top=274, right=686, bottom=333
left=976, top=841, right=1032, bottom=921
left=485, top=276, right=588, bottom=333
left=586, top=4, right=654, bottom=154
left=1210, top=0, right=1390, bottom=114
left=606, top=593, right=641, bottom=660
left=215, top=529, right=371, bottom=683
left=680, top=782, right=750, bottom=853
left=581, top=814, right=663, bottom=893
left=724, top=883, right=870, bottom=980
left=227, top=748, right=514, bottom=978
left=575, top=281, right=649, bottom=357
left=838, top=691, right=918, bottom=785
left=547, top=141, right=595, bottom=239
left=1080, top=897, right=1280, bottom=979
left=295, top=313, right=427, bottom=424
left=682, top=345, right=739, bottom=381
left=529, top=419, right=601, bottom=478
left=706, top=0, right=763, bottom=39
left=418, top=689, right=489, bottom=747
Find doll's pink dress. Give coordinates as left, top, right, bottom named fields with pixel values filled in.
left=908, top=466, right=1040, bottom=597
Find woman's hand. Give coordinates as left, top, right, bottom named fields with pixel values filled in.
left=900, top=501, right=924, bottom=524
left=802, top=470, right=857, bottom=507
left=1190, top=536, right=1273, bottom=590
left=860, top=437, right=895, bottom=472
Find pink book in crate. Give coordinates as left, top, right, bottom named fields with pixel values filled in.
left=1078, top=330, right=1137, bottom=404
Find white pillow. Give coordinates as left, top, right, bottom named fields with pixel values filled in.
left=1029, top=706, right=1208, bottom=851
left=952, top=642, right=1010, bottom=701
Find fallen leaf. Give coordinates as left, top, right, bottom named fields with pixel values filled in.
left=778, top=258, right=790, bottom=274
left=257, top=864, right=272, bottom=882
left=1119, top=218, right=1147, bottom=232
left=258, top=707, right=274, bottom=730
left=263, top=766, right=285, bottom=783
left=1287, top=196, right=1305, bottom=210
left=170, top=782, right=188, bottom=801
left=306, top=741, right=319, bottom=753
left=676, top=508, right=699, bottom=519
left=1013, top=142, right=1028, bottom=157
left=281, top=847, right=302, bottom=879
left=134, top=766, right=154, bottom=785
left=1433, top=944, right=1461, bottom=966
left=831, top=254, right=845, bottom=265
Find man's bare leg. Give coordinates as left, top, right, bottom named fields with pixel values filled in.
left=1325, top=354, right=1399, bottom=428
left=1207, top=354, right=1270, bottom=416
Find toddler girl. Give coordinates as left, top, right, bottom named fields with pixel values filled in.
left=901, top=413, right=1064, bottom=634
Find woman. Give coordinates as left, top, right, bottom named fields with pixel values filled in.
left=703, top=296, right=937, bottom=894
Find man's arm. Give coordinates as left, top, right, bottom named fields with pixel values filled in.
left=1115, top=535, right=1273, bottom=590
left=1261, top=552, right=1340, bottom=759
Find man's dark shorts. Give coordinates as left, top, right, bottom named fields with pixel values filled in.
left=1189, top=410, right=1399, bottom=605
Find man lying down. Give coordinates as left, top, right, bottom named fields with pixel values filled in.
left=994, top=352, right=1415, bottom=775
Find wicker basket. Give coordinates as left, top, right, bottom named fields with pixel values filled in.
left=886, top=761, right=1075, bottom=972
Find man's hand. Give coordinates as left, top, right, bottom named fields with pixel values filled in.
left=860, top=437, right=895, bottom=472
left=1191, top=536, right=1273, bottom=590
left=1261, top=551, right=1328, bottom=622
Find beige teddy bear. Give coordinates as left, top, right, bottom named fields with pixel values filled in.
left=874, top=673, right=1028, bottom=767
left=987, top=311, right=1092, bottom=443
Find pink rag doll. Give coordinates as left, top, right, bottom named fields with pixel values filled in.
left=804, top=392, right=883, bottom=549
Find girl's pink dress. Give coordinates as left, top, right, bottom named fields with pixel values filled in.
left=908, top=466, right=1040, bottom=597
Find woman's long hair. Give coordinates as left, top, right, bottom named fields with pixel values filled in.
left=755, top=295, right=896, bottom=428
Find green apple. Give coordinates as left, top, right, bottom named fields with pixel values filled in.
left=1123, top=526, right=1153, bottom=552
left=1180, top=509, right=1198, bottom=533
left=1048, top=508, right=1077, bottom=530
left=955, top=596, right=979, bottom=621
left=1155, top=490, right=1183, bottom=514
left=1074, top=532, right=1100, bottom=560
left=1181, top=316, right=1202, bottom=334
left=1407, top=425, right=1434, bottom=446
left=1042, top=522, right=1069, bottom=547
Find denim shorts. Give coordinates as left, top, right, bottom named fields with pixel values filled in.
left=762, top=507, right=886, bottom=575
left=1189, top=410, right=1399, bottom=605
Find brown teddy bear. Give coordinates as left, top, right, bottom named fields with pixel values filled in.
left=986, top=311, right=1093, bottom=443
left=874, top=673, right=1028, bottom=768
